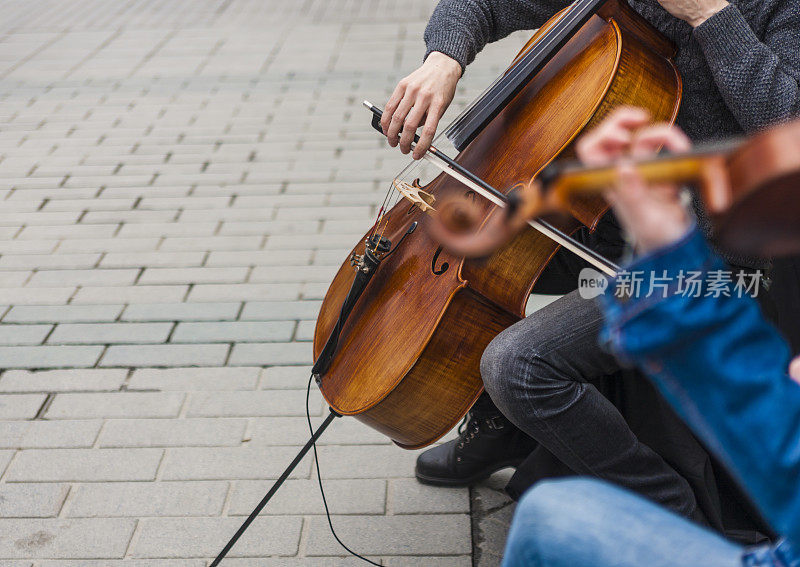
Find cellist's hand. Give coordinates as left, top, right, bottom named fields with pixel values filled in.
left=575, top=107, right=694, bottom=254
left=381, top=52, right=461, bottom=159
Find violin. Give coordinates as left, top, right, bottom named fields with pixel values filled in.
left=312, top=0, right=682, bottom=449
left=430, top=117, right=800, bottom=259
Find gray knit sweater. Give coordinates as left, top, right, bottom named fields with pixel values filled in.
left=424, top=0, right=800, bottom=267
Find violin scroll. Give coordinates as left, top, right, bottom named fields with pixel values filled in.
left=429, top=179, right=548, bottom=258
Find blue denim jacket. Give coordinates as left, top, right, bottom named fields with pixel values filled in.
left=598, top=225, right=800, bottom=566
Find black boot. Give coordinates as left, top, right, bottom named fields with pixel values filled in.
left=415, top=394, right=538, bottom=486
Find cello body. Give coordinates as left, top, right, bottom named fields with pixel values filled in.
left=313, top=0, right=682, bottom=449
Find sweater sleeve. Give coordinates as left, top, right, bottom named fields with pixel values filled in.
left=694, top=2, right=800, bottom=132
left=599, top=227, right=800, bottom=547
left=423, top=0, right=571, bottom=71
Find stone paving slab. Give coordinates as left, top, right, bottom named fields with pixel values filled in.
left=0, top=518, right=136, bottom=559
left=229, top=478, right=387, bottom=516
left=0, top=0, right=532, bottom=563
left=129, top=367, right=260, bottom=390
left=6, top=448, right=164, bottom=482
left=0, top=420, right=102, bottom=449
left=67, top=481, right=229, bottom=517
left=306, top=515, right=472, bottom=556
left=0, top=483, right=69, bottom=518
left=0, top=369, right=128, bottom=391
left=97, top=417, right=247, bottom=447
left=131, top=516, right=303, bottom=558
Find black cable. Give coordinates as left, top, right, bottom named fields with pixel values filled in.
left=306, top=374, right=384, bottom=566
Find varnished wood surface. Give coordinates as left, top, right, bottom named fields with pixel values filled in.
left=712, top=121, right=800, bottom=256
left=597, top=0, right=677, bottom=58
left=459, top=16, right=622, bottom=314
left=314, top=0, right=683, bottom=448
left=313, top=203, right=465, bottom=414
left=354, top=289, right=519, bottom=449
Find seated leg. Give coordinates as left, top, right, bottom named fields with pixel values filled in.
left=502, top=478, right=743, bottom=567
left=481, top=290, right=699, bottom=519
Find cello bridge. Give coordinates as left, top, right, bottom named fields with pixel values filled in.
left=393, top=179, right=435, bottom=213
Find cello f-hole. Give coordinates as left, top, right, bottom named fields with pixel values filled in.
left=431, top=246, right=450, bottom=275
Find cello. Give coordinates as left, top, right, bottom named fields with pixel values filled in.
left=312, top=0, right=682, bottom=449
left=210, top=1, right=682, bottom=562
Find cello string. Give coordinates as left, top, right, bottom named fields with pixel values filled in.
left=370, top=182, right=393, bottom=240
left=371, top=179, right=395, bottom=240
left=444, top=0, right=577, bottom=140
left=373, top=153, right=421, bottom=245
left=374, top=153, right=425, bottom=249
left=461, top=1, right=604, bottom=142
left=374, top=183, right=401, bottom=248
left=372, top=180, right=397, bottom=248
left=372, top=114, right=430, bottom=243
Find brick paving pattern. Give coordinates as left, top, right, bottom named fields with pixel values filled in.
left=0, top=0, right=530, bottom=564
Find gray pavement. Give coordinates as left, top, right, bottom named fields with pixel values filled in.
left=0, top=0, right=530, bottom=564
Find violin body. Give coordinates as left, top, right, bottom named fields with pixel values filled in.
left=314, top=0, right=682, bottom=449
left=713, top=121, right=800, bottom=257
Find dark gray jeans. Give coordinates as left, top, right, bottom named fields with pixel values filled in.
left=478, top=216, right=703, bottom=520
left=480, top=289, right=700, bottom=519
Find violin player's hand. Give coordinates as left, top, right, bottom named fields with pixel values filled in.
left=575, top=106, right=652, bottom=165
left=791, top=357, right=800, bottom=382
left=575, top=107, right=694, bottom=254
left=381, top=52, right=461, bottom=160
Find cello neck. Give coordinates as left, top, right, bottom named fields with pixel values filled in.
left=444, top=0, right=607, bottom=151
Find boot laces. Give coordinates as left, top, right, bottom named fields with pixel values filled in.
left=456, top=413, right=481, bottom=449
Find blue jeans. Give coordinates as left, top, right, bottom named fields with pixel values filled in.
left=502, top=478, right=782, bottom=567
